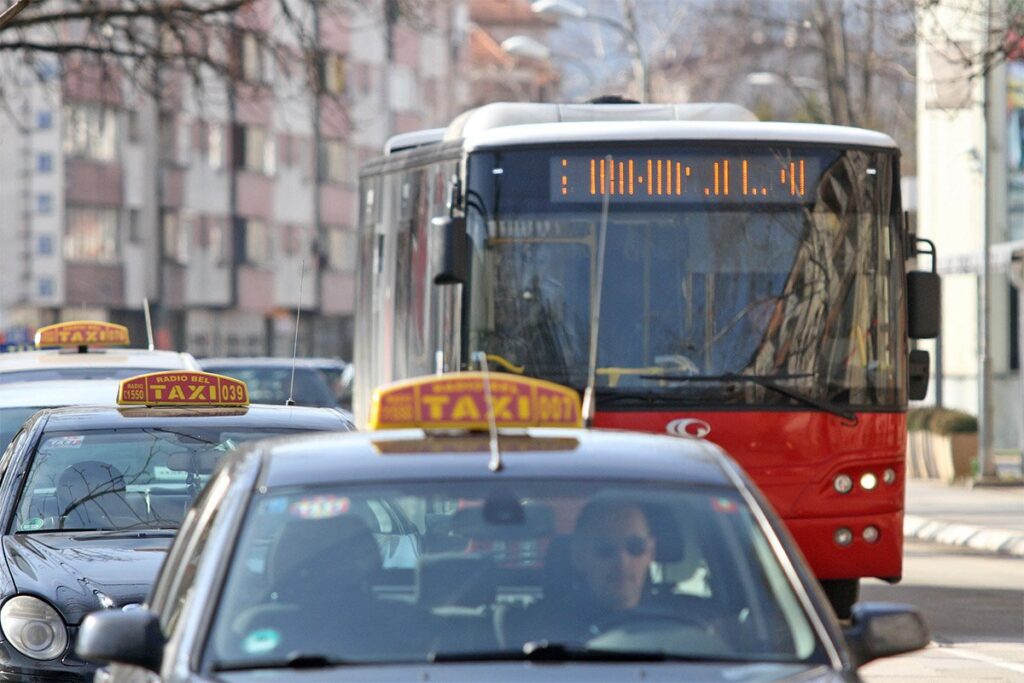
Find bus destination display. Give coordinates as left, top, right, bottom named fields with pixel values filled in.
left=550, top=153, right=821, bottom=203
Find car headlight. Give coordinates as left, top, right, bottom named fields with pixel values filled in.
left=0, top=596, right=68, bottom=660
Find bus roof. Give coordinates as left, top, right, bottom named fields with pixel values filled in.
left=444, top=102, right=758, bottom=141
left=462, top=119, right=898, bottom=153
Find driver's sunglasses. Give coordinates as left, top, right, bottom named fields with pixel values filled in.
left=591, top=535, right=652, bottom=559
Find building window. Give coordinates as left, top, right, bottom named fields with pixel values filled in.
left=196, top=216, right=227, bottom=261
left=127, top=110, right=142, bottom=143
left=320, top=52, right=346, bottom=94
left=237, top=125, right=275, bottom=175
left=127, top=208, right=142, bottom=243
left=159, top=111, right=177, bottom=164
left=37, top=110, right=53, bottom=130
left=36, top=153, right=53, bottom=173
left=319, top=139, right=352, bottom=183
left=207, top=123, right=223, bottom=171
left=240, top=33, right=270, bottom=83
left=63, top=104, right=117, bottom=161
left=240, top=218, right=270, bottom=265
left=36, top=194, right=53, bottom=214
left=162, top=211, right=188, bottom=263
left=327, top=226, right=355, bottom=270
left=38, top=277, right=54, bottom=298
left=37, top=235, right=53, bottom=255
left=65, top=206, right=120, bottom=262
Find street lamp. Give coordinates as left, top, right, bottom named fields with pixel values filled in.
left=501, top=35, right=552, bottom=61
left=501, top=35, right=596, bottom=96
left=532, top=0, right=649, bottom=103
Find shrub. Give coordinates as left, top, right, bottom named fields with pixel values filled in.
left=907, top=407, right=977, bottom=434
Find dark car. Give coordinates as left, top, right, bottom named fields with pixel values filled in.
left=199, top=358, right=342, bottom=408
left=79, top=372, right=928, bottom=683
left=0, top=371, right=352, bottom=681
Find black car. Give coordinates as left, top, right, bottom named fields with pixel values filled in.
left=78, top=372, right=929, bottom=683
left=0, top=371, right=352, bottom=681
left=199, top=358, right=343, bottom=409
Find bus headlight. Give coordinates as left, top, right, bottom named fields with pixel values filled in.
left=863, top=526, right=880, bottom=543
left=834, top=527, right=854, bottom=546
left=0, top=596, right=68, bottom=660
left=860, top=472, right=878, bottom=490
left=833, top=474, right=854, bottom=494
left=882, top=468, right=897, bottom=485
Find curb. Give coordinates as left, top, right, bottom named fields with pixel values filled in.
left=904, top=515, right=1024, bottom=557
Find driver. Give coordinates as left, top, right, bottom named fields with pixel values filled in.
left=571, top=501, right=657, bottom=613
left=504, top=500, right=659, bottom=645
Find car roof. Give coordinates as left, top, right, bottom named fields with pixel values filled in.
left=31, top=403, right=353, bottom=432
left=0, top=379, right=121, bottom=408
left=252, top=428, right=734, bottom=490
left=0, top=348, right=198, bottom=373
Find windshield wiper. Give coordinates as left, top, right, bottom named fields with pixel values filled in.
left=212, top=653, right=353, bottom=671
left=635, top=372, right=856, bottom=423
left=15, top=527, right=104, bottom=535
left=431, top=642, right=721, bottom=664
left=592, top=388, right=715, bottom=407
left=72, top=528, right=178, bottom=539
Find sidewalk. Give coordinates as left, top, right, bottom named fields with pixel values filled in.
left=904, top=479, right=1024, bottom=557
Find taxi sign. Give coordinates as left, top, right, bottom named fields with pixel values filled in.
left=117, top=371, right=249, bottom=407
left=368, top=372, right=582, bottom=431
left=35, top=321, right=130, bottom=348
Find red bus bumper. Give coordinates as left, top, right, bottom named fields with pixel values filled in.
left=785, top=509, right=903, bottom=580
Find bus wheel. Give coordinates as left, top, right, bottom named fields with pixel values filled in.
left=820, top=579, right=859, bottom=620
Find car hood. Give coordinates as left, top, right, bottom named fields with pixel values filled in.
left=2, top=533, right=171, bottom=624
left=213, top=662, right=846, bottom=683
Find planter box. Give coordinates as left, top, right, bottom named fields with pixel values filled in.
left=907, top=431, right=978, bottom=482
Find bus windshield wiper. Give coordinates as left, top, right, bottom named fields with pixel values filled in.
left=592, top=387, right=716, bottom=407
left=635, top=372, right=856, bottom=423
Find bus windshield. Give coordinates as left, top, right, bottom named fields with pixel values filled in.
left=466, top=144, right=905, bottom=409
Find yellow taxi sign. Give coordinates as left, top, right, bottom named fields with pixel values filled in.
left=117, top=371, right=249, bottom=407
left=35, top=321, right=130, bottom=348
left=368, top=372, right=582, bottom=431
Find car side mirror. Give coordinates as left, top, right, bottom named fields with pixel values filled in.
left=843, top=602, right=930, bottom=668
left=908, top=349, right=930, bottom=400
left=76, top=608, right=165, bottom=673
left=432, top=216, right=468, bottom=285
left=907, top=270, right=941, bottom=339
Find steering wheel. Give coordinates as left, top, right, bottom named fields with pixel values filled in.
left=587, top=607, right=728, bottom=655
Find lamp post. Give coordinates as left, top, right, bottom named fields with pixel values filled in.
left=532, top=0, right=649, bottom=103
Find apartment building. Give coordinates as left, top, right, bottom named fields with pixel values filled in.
left=0, top=0, right=466, bottom=359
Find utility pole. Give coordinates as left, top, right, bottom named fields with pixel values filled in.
left=979, top=0, right=1006, bottom=481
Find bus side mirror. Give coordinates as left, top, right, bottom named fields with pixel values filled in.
left=908, top=349, right=930, bottom=400
left=907, top=271, right=940, bottom=339
left=432, top=216, right=468, bottom=285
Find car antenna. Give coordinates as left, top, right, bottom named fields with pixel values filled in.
left=474, top=351, right=503, bottom=472
left=143, top=297, right=155, bottom=350
left=286, top=259, right=306, bottom=407
left=582, top=155, right=612, bottom=428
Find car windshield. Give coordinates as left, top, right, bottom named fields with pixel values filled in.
left=205, top=481, right=820, bottom=670
left=0, top=407, right=40, bottom=452
left=202, top=366, right=339, bottom=408
left=13, top=427, right=312, bottom=533
left=0, top=367, right=173, bottom=383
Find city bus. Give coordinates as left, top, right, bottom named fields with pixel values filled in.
left=353, top=102, right=940, bottom=617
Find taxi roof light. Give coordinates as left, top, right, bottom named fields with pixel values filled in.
left=117, top=371, right=249, bottom=407
left=368, top=372, right=582, bottom=431
left=35, top=321, right=130, bottom=349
